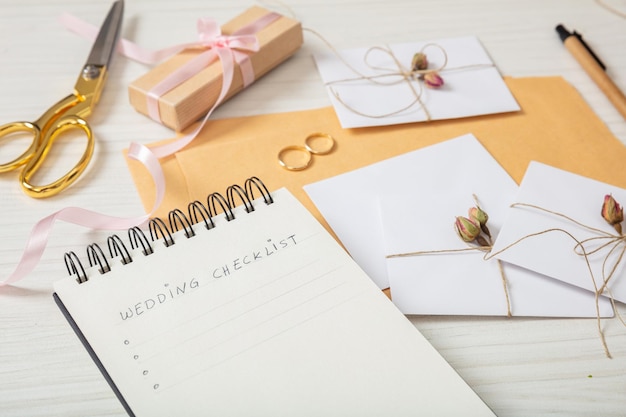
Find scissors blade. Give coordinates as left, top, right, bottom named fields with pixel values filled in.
left=84, top=0, right=124, bottom=69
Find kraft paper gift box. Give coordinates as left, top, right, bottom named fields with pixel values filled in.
left=128, top=6, right=303, bottom=131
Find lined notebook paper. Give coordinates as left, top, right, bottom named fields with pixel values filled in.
left=54, top=183, right=496, bottom=416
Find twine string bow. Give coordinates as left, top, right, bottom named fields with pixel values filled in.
left=485, top=202, right=626, bottom=359
left=323, top=43, right=449, bottom=120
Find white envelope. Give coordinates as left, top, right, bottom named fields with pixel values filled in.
left=313, top=36, right=520, bottom=128
left=305, top=134, right=496, bottom=289
left=381, top=191, right=614, bottom=317
left=491, top=162, right=626, bottom=304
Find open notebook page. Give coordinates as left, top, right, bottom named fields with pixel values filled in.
left=54, top=188, right=495, bottom=417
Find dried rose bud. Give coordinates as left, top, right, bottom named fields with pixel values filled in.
left=469, top=206, right=488, bottom=226
left=601, top=194, right=623, bottom=234
left=454, top=216, right=481, bottom=242
left=469, top=206, right=491, bottom=238
left=411, top=52, right=428, bottom=71
left=423, top=71, right=444, bottom=89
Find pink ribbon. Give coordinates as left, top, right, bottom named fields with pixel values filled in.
left=1, top=11, right=281, bottom=286
left=144, top=14, right=280, bottom=122
left=1, top=142, right=164, bottom=286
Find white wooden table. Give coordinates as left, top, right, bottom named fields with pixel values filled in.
left=1, top=0, right=625, bottom=415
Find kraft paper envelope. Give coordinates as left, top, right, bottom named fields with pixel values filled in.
left=125, top=77, right=626, bottom=289
left=378, top=145, right=613, bottom=317
left=313, top=36, right=520, bottom=128
left=491, top=162, right=626, bottom=304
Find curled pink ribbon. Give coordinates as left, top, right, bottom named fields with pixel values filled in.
left=1, top=11, right=281, bottom=286
left=1, top=142, right=164, bottom=286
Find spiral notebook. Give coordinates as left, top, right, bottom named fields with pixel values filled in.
left=53, top=179, right=495, bottom=417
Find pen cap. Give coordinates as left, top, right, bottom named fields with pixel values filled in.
left=555, top=24, right=571, bottom=42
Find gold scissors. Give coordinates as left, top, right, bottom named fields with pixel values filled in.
left=0, top=0, right=123, bottom=198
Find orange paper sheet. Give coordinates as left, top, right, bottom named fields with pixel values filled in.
left=125, top=76, right=626, bottom=234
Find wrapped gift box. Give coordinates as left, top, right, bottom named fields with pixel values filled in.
left=128, top=6, right=303, bottom=131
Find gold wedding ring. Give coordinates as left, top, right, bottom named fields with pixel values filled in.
left=304, top=133, right=335, bottom=155
left=278, top=133, right=336, bottom=171
left=278, top=146, right=312, bottom=171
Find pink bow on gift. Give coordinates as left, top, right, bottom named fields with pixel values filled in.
left=145, top=16, right=268, bottom=126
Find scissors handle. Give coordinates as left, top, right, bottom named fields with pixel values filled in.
left=0, top=122, right=41, bottom=173
left=20, top=115, right=95, bottom=198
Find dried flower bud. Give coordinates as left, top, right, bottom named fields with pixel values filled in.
left=411, top=52, right=428, bottom=71
left=469, top=206, right=491, bottom=238
left=469, top=206, right=488, bottom=226
left=423, top=71, right=444, bottom=89
left=601, top=194, right=623, bottom=234
left=454, top=216, right=481, bottom=242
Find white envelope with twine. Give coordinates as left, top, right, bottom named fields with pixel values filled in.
left=313, top=35, right=520, bottom=128
left=382, top=190, right=614, bottom=317
left=305, top=133, right=613, bottom=317
left=491, top=162, right=626, bottom=304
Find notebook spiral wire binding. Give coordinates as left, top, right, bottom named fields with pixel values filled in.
left=63, top=177, right=273, bottom=284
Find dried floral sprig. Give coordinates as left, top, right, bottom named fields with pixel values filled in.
left=601, top=194, right=624, bottom=235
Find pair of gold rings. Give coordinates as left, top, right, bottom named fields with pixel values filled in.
left=278, top=133, right=336, bottom=171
